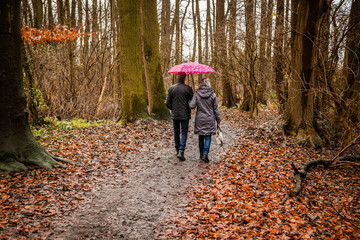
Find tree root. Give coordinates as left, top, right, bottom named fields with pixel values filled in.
left=282, top=135, right=360, bottom=204
left=282, top=156, right=360, bottom=204
left=281, top=159, right=331, bottom=204
left=0, top=143, right=77, bottom=174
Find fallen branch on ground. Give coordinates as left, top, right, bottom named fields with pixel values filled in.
left=282, top=135, right=360, bottom=204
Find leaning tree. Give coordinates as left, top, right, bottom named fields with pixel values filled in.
left=0, top=0, right=71, bottom=173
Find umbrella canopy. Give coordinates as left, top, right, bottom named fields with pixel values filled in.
left=168, top=61, right=216, bottom=74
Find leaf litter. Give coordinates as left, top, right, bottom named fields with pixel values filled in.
left=0, top=108, right=359, bottom=239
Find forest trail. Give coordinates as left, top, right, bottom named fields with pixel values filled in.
left=48, top=119, right=240, bottom=239
left=1, top=109, right=358, bottom=239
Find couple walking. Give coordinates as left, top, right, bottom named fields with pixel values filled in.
left=165, top=73, right=221, bottom=163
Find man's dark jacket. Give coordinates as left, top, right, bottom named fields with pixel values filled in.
left=165, top=80, right=193, bottom=120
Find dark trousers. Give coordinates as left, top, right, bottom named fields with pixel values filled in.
left=173, top=120, right=189, bottom=151
left=199, top=135, right=212, bottom=156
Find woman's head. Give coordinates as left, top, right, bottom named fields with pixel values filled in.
left=199, top=78, right=211, bottom=88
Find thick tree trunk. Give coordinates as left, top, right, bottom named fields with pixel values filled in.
left=0, top=0, right=69, bottom=173
left=118, top=0, right=147, bottom=122
left=286, top=0, right=328, bottom=147
left=140, top=0, right=170, bottom=120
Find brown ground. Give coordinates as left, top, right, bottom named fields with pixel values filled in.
left=47, top=121, right=239, bottom=239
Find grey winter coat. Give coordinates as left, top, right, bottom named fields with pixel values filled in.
left=165, top=80, right=194, bottom=120
left=189, top=86, right=221, bottom=135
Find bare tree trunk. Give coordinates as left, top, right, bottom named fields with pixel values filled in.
left=57, top=0, right=65, bottom=24
left=191, top=0, right=197, bottom=62
left=111, top=0, right=120, bottom=105
left=32, top=0, right=43, bottom=28
left=196, top=0, right=202, bottom=64
left=84, top=0, right=90, bottom=57
left=286, top=0, right=328, bottom=147
left=242, top=0, right=257, bottom=116
left=160, top=0, right=171, bottom=74
left=337, top=0, right=360, bottom=145
left=174, top=0, right=180, bottom=65
left=204, top=0, right=211, bottom=65
left=266, top=0, right=273, bottom=66
left=47, top=0, right=54, bottom=27
left=273, top=0, right=285, bottom=113
left=215, top=0, right=235, bottom=108
left=257, top=0, right=267, bottom=105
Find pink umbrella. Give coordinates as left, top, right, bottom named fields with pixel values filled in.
left=168, top=61, right=216, bottom=74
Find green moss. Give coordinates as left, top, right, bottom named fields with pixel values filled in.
left=31, top=118, right=112, bottom=141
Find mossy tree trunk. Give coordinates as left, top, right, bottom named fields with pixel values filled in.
left=118, top=0, right=147, bottom=122
left=0, top=0, right=69, bottom=173
left=285, top=0, right=328, bottom=147
left=140, top=0, right=170, bottom=120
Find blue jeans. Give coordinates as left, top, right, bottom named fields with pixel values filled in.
left=199, top=135, right=212, bottom=156
left=173, top=120, right=189, bottom=151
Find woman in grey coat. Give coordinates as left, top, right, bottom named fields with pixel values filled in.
left=189, top=78, right=221, bottom=163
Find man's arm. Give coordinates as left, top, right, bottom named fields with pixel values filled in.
left=165, top=88, right=172, bottom=109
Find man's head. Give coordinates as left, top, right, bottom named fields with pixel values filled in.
left=177, top=72, right=186, bottom=82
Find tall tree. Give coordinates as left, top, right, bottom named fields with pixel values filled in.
left=191, top=0, right=197, bottom=62
left=204, top=0, right=212, bottom=65
left=257, top=0, right=268, bottom=104
left=273, top=0, right=285, bottom=113
left=140, top=0, right=170, bottom=119
left=32, top=0, right=43, bottom=28
left=242, top=0, right=257, bottom=116
left=196, top=0, right=202, bottom=64
left=0, top=0, right=68, bottom=173
left=174, top=0, right=180, bottom=64
left=286, top=0, right=328, bottom=147
left=228, top=0, right=237, bottom=90
left=118, top=0, right=147, bottom=122
left=47, top=0, right=54, bottom=27
left=335, top=0, right=360, bottom=144
left=160, top=0, right=172, bottom=73
left=215, top=0, right=235, bottom=107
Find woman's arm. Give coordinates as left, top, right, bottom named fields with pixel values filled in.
left=213, top=94, right=221, bottom=125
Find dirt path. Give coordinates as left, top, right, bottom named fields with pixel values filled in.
left=48, top=121, right=238, bottom=239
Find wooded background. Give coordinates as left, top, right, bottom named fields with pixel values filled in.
left=21, top=0, right=360, bottom=146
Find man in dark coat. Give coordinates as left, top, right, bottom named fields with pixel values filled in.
left=165, top=72, right=193, bottom=161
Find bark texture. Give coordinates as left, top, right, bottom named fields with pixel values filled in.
left=0, top=0, right=68, bottom=173
left=286, top=0, right=328, bottom=147
left=141, top=0, right=170, bottom=120
left=118, top=0, right=147, bottom=122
